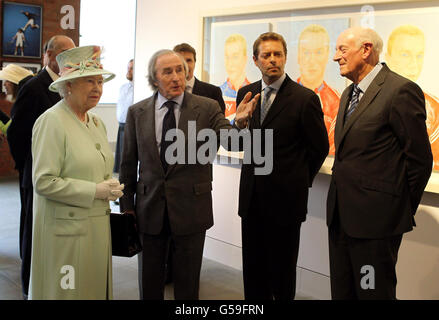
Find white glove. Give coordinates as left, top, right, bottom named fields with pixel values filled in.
left=95, top=179, right=125, bottom=201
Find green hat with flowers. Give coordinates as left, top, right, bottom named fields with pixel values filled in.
left=49, top=45, right=115, bottom=92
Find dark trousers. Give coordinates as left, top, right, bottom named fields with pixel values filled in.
left=328, top=212, right=403, bottom=300
left=241, top=206, right=302, bottom=301
left=19, top=175, right=33, bottom=297
left=18, top=170, right=26, bottom=259
left=113, top=123, right=125, bottom=174
left=138, top=214, right=206, bottom=300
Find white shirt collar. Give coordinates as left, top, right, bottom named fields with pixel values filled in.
left=186, top=76, right=195, bottom=91
left=357, top=63, right=383, bottom=94
left=45, top=66, right=59, bottom=82
left=261, top=73, right=286, bottom=92
left=156, top=91, right=184, bottom=110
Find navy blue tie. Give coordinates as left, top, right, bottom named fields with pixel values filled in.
left=160, top=101, right=176, bottom=172
left=345, top=84, right=361, bottom=121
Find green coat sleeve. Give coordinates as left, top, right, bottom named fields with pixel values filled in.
left=32, top=111, right=96, bottom=208
left=0, top=119, right=11, bottom=134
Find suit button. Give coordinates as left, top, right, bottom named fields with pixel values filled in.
left=104, top=174, right=110, bottom=180
left=69, top=212, right=75, bottom=217
left=96, top=143, right=101, bottom=150
left=106, top=209, right=111, bottom=215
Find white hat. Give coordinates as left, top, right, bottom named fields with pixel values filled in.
left=0, top=64, right=33, bottom=85
left=49, top=45, right=115, bottom=92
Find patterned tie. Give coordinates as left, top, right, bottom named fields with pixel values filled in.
left=345, top=84, right=361, bottom=121
left=260, top=86, right=274, bottom=123
left=160, top=101, right=176, bottom=172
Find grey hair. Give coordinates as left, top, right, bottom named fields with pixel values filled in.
left=354, top=27, right=383, bottom=63
left=147, top=49, right=188, bottom=91
left=57, top=80, right=73, bottom=98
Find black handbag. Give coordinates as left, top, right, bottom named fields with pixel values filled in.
left=110, top=212, right=142, bottom=257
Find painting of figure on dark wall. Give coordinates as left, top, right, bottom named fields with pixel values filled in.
left=2, top=2, right=42, bottom=58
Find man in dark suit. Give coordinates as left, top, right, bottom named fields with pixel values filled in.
left=7, top=35, right=75, bottom=299
left=119, top=49, right=255, bottom=300
left=235, top=32, right=329, bottom=300
left=327, top=27, right=432, bottom=299
left=173, top=43, right=226, bottom=114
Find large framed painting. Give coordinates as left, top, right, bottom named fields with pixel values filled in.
left=2, top=2, right=42, bottom=58
left=275, top=17, right=350, bottom=156
left=208, top=21, right=270, bottom=161
left=209, top=21, right=270, bottom=122
left=373, top=7, right=439, bottom=171
left=201, top=0, right=439, bottom=192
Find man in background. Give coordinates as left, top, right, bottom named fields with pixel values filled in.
left=7, top=35, right=75, bottom=300
left=297, top=24, right=340, bottom=155
left=114, top=59, right=134, bottom=175
left=174, top=43, right=225, bottom=114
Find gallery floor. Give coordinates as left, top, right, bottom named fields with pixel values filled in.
left=0, top=177, right=314, bottom=300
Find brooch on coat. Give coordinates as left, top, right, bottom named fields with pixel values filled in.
left=92, top=116, right=98, bottom=127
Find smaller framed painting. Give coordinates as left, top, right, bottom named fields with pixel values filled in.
left=2, top=2, right=42, bottom=58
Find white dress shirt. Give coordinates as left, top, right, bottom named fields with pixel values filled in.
left=356, top=63, right=383, bottom=101
left=154, top=91, right=184, bottom=150
left=116, top=81, right=134, bottom=123
left=260, top=73, right=286, bottom=112
left=46, top=66, right=60, bottom=82
left=185, top=76, right=195, bottom=93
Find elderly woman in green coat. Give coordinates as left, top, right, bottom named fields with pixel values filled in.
left=29, top=46, right=124, bottom=300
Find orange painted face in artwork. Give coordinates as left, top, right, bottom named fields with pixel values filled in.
left=298, top=32, right=329, bottom=89
left=386, top=34, right=424, bottom=82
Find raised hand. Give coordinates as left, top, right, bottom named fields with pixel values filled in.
left=235, top=92, right=260, bottom=129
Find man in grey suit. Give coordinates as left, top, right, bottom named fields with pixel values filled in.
left=162, top=43, right=227, bottom=284
left=327, top=27, right=432, bottom=299
left=119, top=49, right=256, bottom=300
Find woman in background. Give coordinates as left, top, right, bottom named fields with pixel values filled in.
left=0, top=64, right=33, bottom=133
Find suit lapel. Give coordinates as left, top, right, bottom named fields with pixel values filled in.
left=40, top=69, right=61, bottom=105
left=192, top=78, right=202, bottom=96
left=140, top=95, right=163, bottom=174
left=337, top=65, right=387, bottom=151
left=248, top=81, right=262, bottom=130
left=334, top=84, right=352, bottom=150
left=261, top=75, right=292, bottom=128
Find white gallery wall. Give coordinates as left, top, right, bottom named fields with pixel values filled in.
left=131, top=0, right=439, bottom=299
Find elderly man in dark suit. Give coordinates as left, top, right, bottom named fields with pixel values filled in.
left=119, top=49, right=256, bottom=300
left=327, top=27, right=432, bottom=300
left=235, top=32, right=329, bottom=300
left=161, top=43, right=227, bottom=284
left=7, top=35, right=75, bottom=300
left=174, top=42, right=226, bottom=113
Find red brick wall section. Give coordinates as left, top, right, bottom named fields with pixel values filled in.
left=0, top=0, right=80, bottom=178
left=0, top=100, right=14, bottom=177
